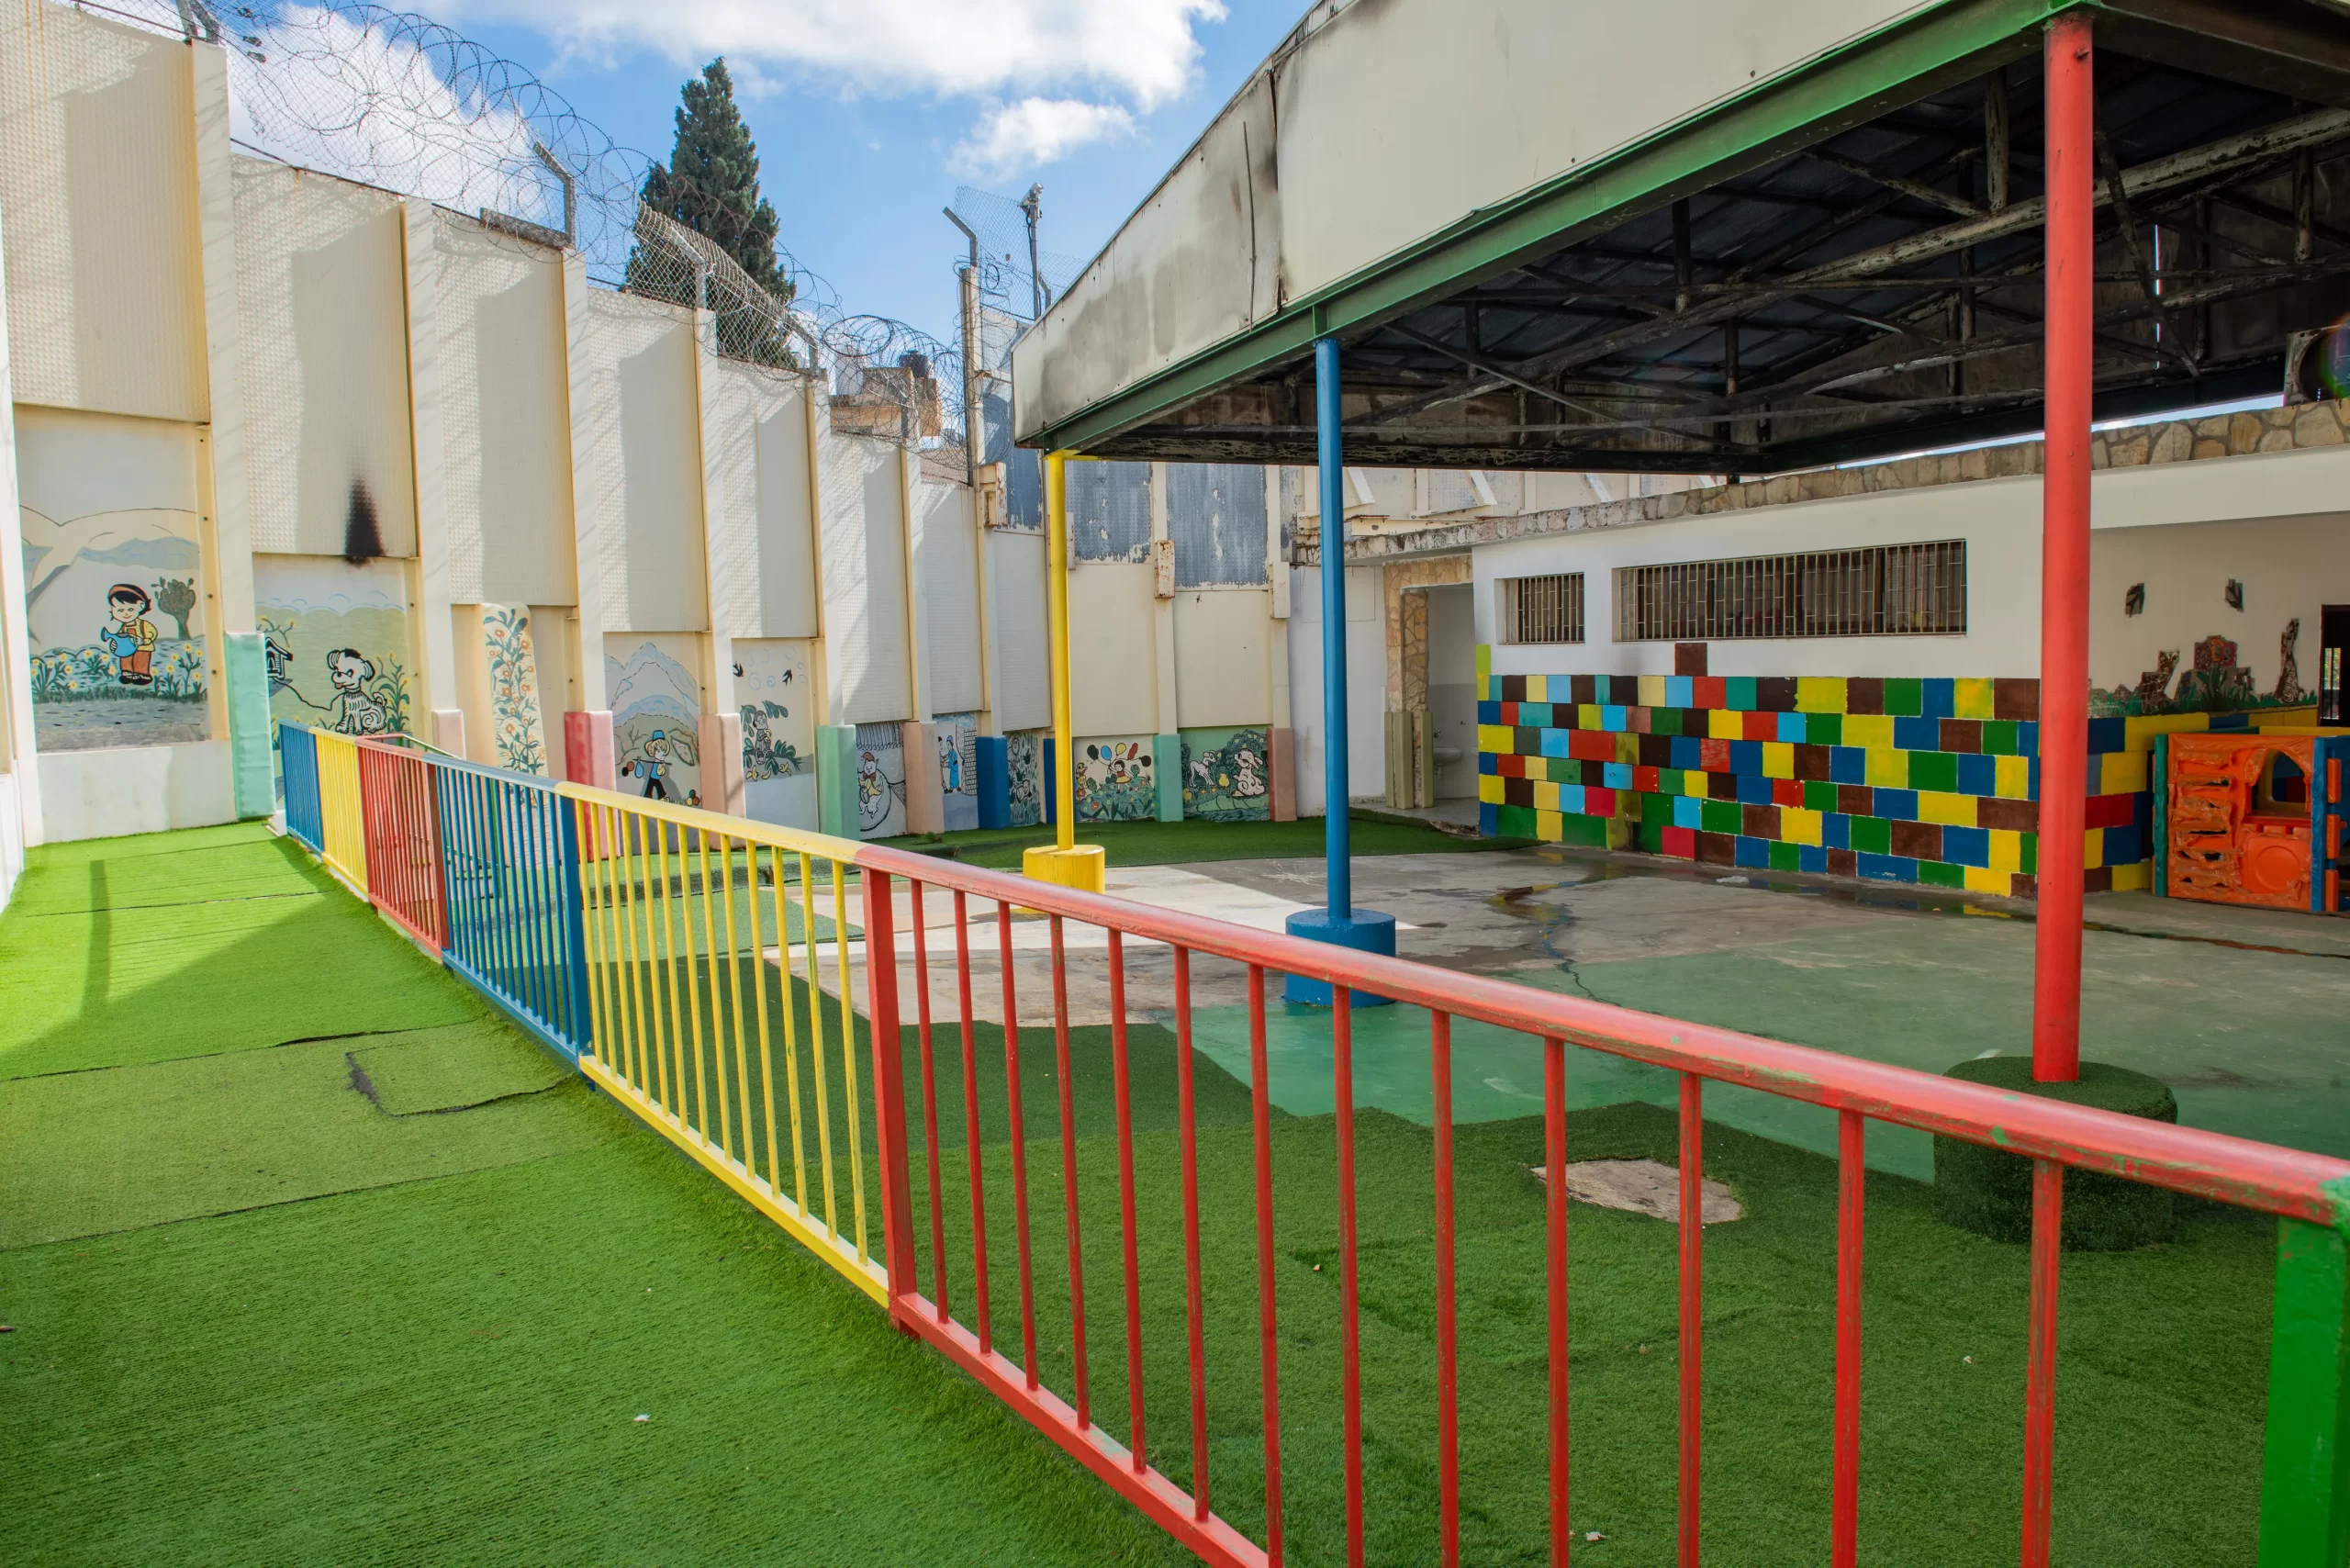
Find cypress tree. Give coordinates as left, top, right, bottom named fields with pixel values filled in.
left=625, top=58, right=796, bottom=362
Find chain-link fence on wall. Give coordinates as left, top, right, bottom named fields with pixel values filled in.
left=88, top=0, right=960, bottom=443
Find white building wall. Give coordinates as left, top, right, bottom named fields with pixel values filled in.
left=1473, top=439, right=2350, bottom=684
left=1287, top=566, right=1385, bottom=818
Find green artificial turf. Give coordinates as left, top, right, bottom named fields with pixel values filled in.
left=0, top=1032, right=615, bottom=1249
left=348, top=1020, right=576, bottom=1114
left=876, top=812, right=1529, bottom=870
left=0, top=1135, right=1195, bottom=1568
left=0, top=882, right=477, bottom=1082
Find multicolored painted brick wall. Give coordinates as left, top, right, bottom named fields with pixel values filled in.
left=1472, top=651, right=2167, bottom=897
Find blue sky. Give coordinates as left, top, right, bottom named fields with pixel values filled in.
left=436, top=1, right=1301, bottom=347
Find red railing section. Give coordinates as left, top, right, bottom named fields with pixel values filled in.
left=847, top=841, right=2350, bottom=1568
left=355, top=736, right=447, bottom=950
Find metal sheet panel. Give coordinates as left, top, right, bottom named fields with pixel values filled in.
left=1013, top=0, right=1935, bottom=443
left=1168, top=463, right=1267, bottom=587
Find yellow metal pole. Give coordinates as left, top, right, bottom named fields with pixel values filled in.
left=1049, top=450, right=1075, bottom=853
left=1021, top=449, right=1106, bottom=892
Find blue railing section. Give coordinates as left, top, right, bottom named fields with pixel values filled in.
left=431, top=755, right=594, bottom=1060
left=281, top=723, right=323, bottom=853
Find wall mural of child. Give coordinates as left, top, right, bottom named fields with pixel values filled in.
left=627, top=727, right=699, bottom=802
left=101, top=584, right=160, bottom=686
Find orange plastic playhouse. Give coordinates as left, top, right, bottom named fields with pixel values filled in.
left=2161, top=732, right=2344, bottom=913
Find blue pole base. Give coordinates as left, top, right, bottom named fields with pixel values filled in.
left=1281, top=908, right=1398, bottom=1006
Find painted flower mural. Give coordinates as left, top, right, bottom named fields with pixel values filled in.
left=482, top=604, right=547, bottom=774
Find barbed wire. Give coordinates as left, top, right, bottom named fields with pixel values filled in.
left=84, top=0, right=965, bottom=444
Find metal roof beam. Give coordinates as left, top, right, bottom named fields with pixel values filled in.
left=1348, top=106, right=2350, bottom=430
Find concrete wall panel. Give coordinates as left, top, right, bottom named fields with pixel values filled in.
left=0, top=5, right=206, bottom=422
left=434, top=213, right=572, bottom=607
left=822, top=426, right=910, bottom=723
left=1173, top=588, right=1273, bottom=730
left=987, top=529, right=1049, bottom=734
left=1069, top=561, right=1157, bottom=737
left=576, top=290, right=705, bottom=633
left=235, top=162, right=415, bottom=558
left=707, top=357, right=818, bottom=639
left=920, top=480, right=983, bottom=715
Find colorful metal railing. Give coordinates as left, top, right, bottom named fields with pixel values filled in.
left=355, top=737, right=447, bottom=950
left=435, top=755, right=592, bottom=1059
left=311, top=728, right=369, bottom=893
left=562, top=786, right=883, bottom=1302
left=279, top=722, right=323, bottom=854
left=273, top=731, right=2350, bottom=1567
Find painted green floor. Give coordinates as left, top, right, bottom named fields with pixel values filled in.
left=877, top=812, right=1528, bottom=869
left=0, top=825, right=2292, bottom=1565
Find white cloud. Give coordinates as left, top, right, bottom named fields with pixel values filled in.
left=455, top=0, right=1225, bottom=113
left=228, top=7, right=559, bottom=223
left=950, top=97, right=1134, bottom=177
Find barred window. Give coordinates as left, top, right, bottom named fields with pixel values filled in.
left=1499, top=573, right=1585, bottom=644
left=1613, top=541, right=1966, bottom=641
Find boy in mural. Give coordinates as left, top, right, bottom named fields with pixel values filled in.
left=631, top=729, right=678, bottom=801
left=324, top=648, right=392, bottom=735
left=102, top=584, right=160, bottom=686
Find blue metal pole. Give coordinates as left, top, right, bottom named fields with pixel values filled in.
left=1316, top=334, right=1350, bottom=921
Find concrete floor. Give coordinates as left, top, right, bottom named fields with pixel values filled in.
left=789, top=842, right=2350, bottom=1179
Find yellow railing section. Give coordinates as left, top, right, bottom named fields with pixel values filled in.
left=314, top=729, right=370, bottom=893
left=557, top=782, right=886, bottom=1303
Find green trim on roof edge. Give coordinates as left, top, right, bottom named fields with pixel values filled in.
left=1029, top=0, right=2079, bottom=456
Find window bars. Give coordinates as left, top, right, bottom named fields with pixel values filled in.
left=1615, top=541, right=1967, bottom=641
left=1500, top=572, right=1586, bottom=644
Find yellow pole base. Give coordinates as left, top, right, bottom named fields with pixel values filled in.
left=1021, top=843, right=1107, bottom=895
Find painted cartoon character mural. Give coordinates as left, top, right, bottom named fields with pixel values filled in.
left=102, top=584, right=160, bottom=685
left=939, top=731, right=963, bottom=794
left=325, top=648, right=393, bottom=735
left=857, top=749, right=890, bottom=832
left=629, top=728, right=699, bottom=801
left=1076, top=739, right=1157, bottom=822
left=1181, top=728, right=1272, bottom=822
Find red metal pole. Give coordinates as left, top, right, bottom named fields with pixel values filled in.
left=1335, top=987, right=1365, bottom=1568
left=2022, top=1159, right=2065, bottom=1568
left=912, top=879, right=948, bottom=1317
left=1110, top=930, right=1148, bottom=1474
left=1051, top=916, right=1091, bottom=1429
left=955, top=891, right=991, bottom=1350
left=1546, top=1036, right=1570, bottom=1566
left=1433, top=1012, right=1460, bottom=1568
left=1831, top=1109, right=1865, bottom=1568
left=999, top=901, right=1039, bottom=1387
left=1177, top=947, right=1211, bottom=1520
left=2033, top=9, right=2095, bottom=1084
left=1248, top=964, right=1283, bottom=1568
left=1678, top=1072, right=1704, bottom=1568
left=863, top=868, right=919, bottom=1322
